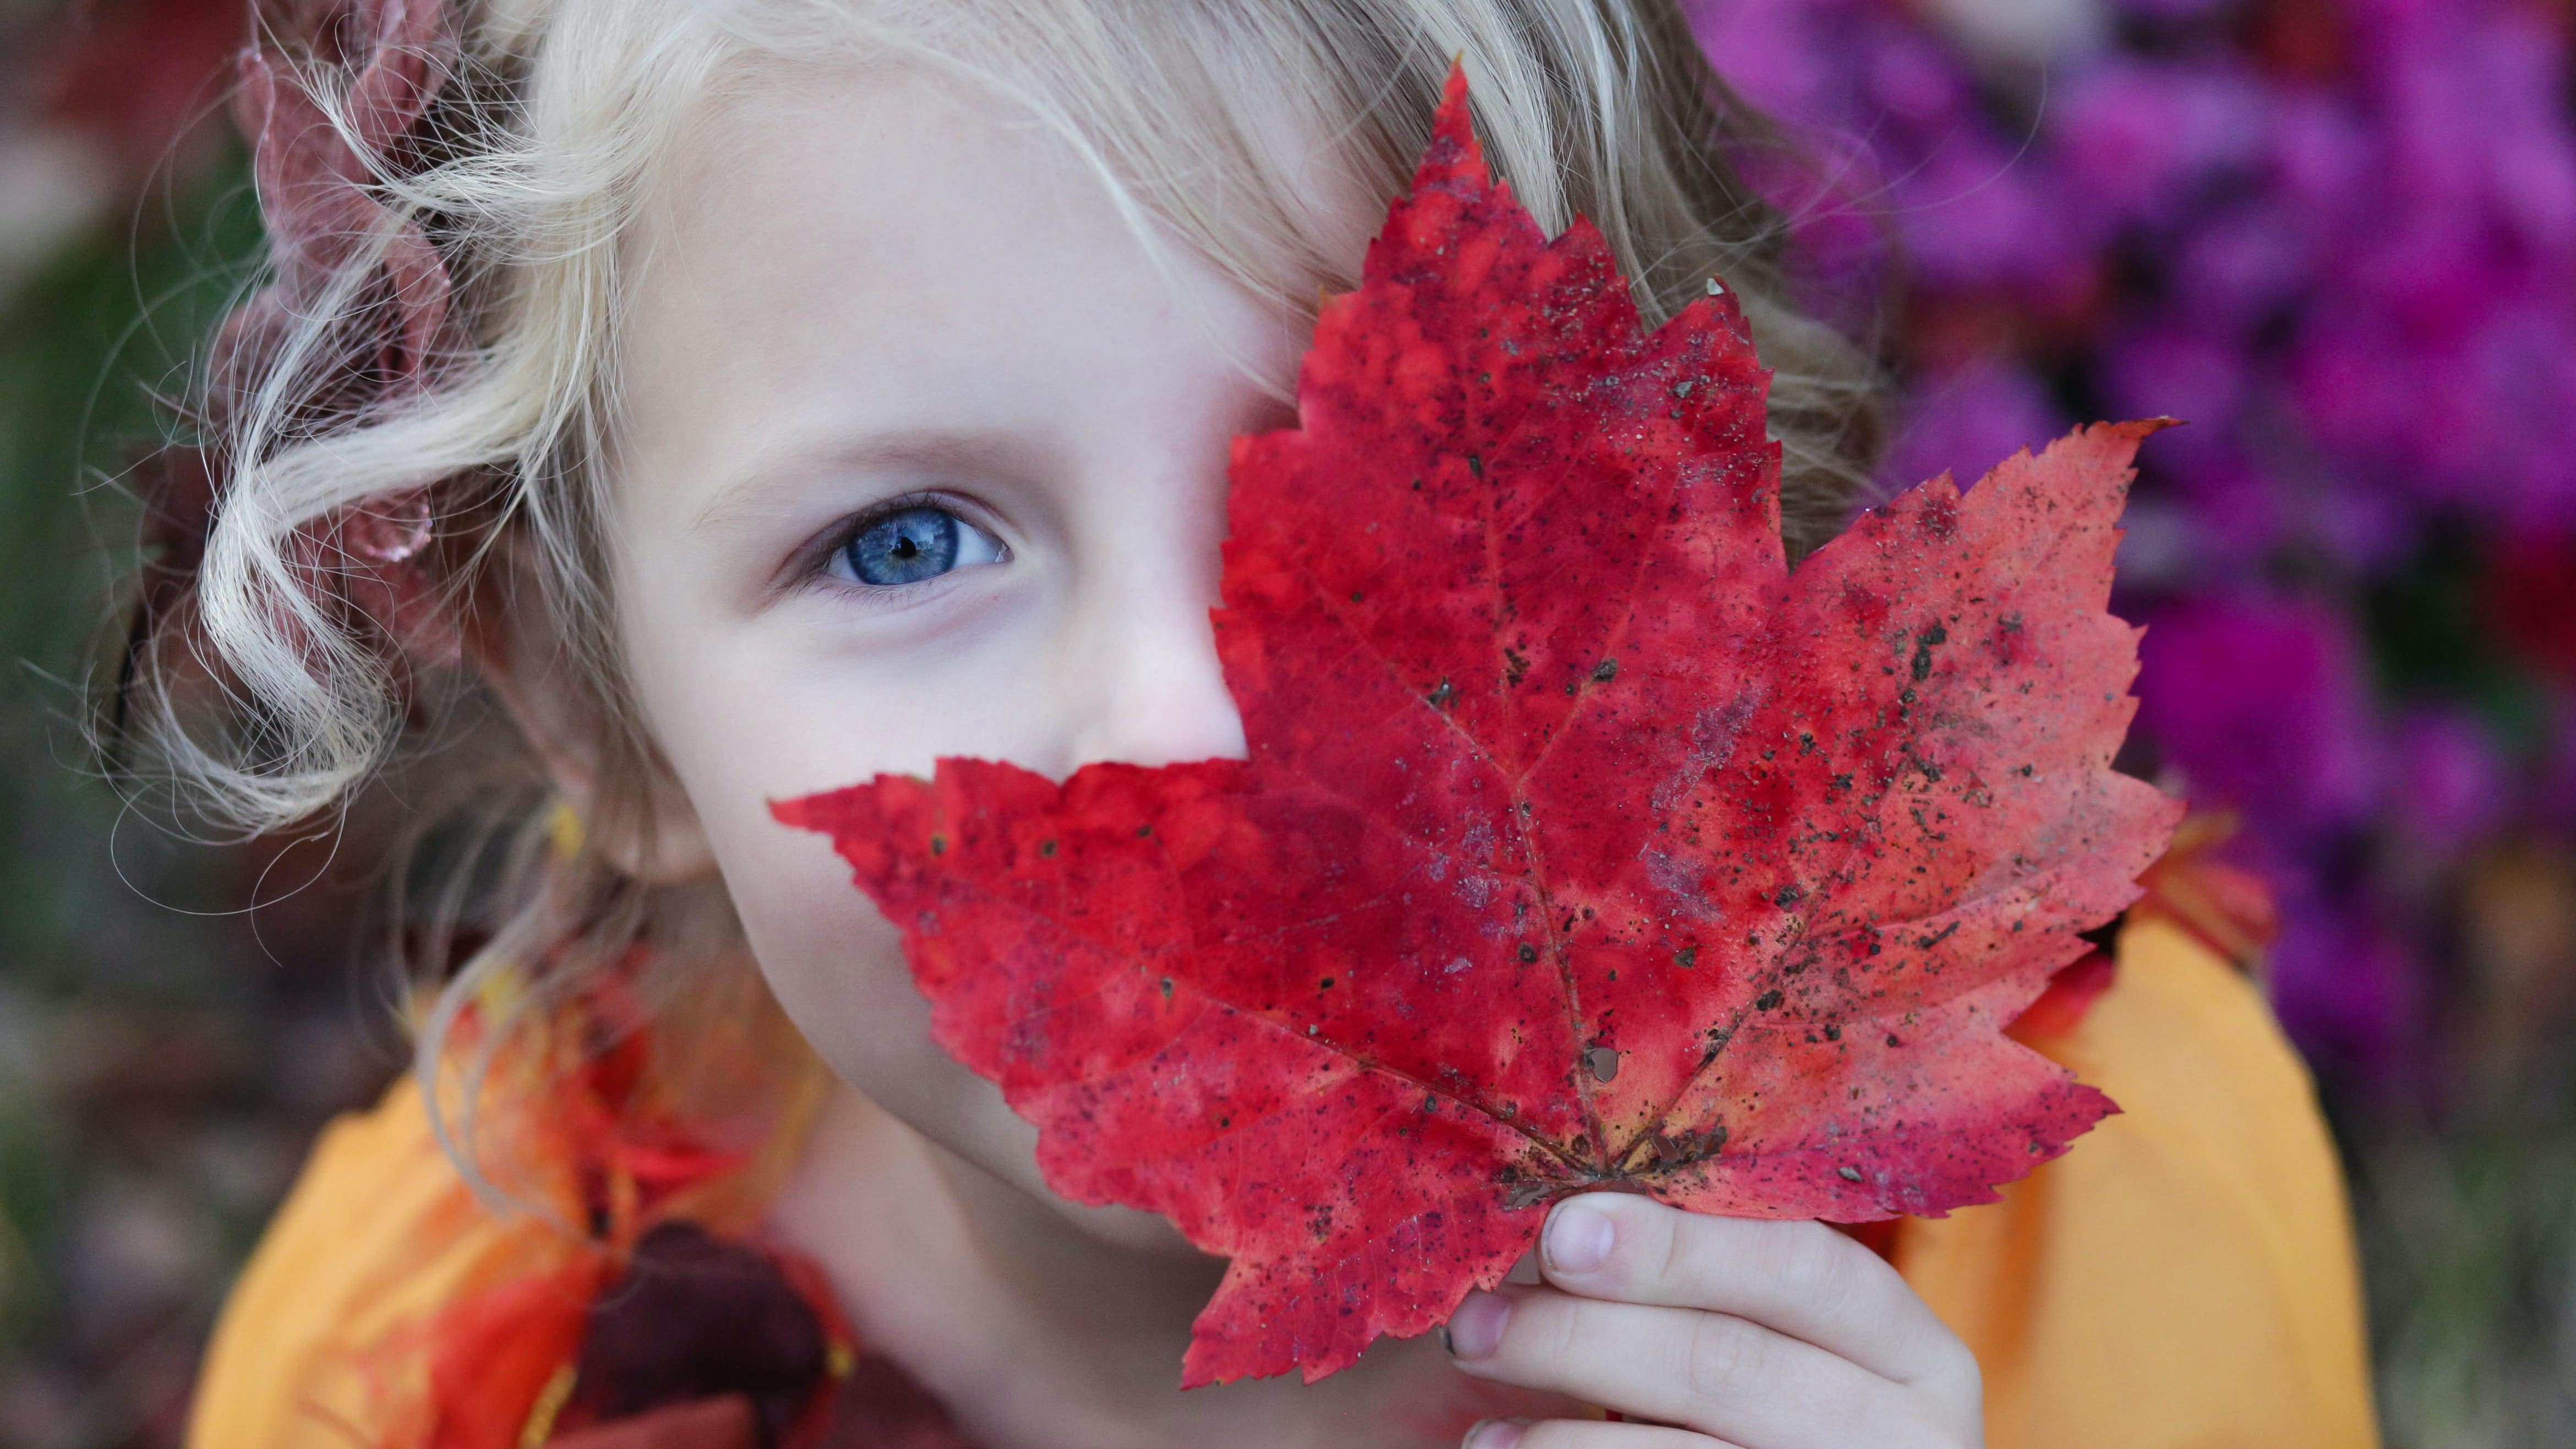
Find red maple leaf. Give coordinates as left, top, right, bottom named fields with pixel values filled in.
left=774, top=67, right=2181, bottom=1387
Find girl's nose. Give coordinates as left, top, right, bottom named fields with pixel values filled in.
left=1057, top=582, right=1248, bottom=775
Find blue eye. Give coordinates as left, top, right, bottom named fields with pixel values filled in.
left=834, top=504, right=1006, bottom=586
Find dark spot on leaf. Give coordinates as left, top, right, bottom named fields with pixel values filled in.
left=1674, top=946, right=1697, bottom=968
left=1038, top=838, right=1057, bottom=858
left=1428, top=678, right=1456, bottom=710
left=930, top=834, right=947, bottom=856
left=1910, top=623, right=1947, bottom=681
left=1756, top=989, right=1783, bottom=1011
left=1774, top=884, right=1804, bottom=907
left=1592, top=658, right=1618, bottom=682
left=1585, top=1046, right=1619, bottom=1082
left=1518, top=943, right=1538, bottom=963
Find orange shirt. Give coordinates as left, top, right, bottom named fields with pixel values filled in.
left=1899, top=917, right=2379, bottom=1448
left=186, top=916, right=2378, bottom=1449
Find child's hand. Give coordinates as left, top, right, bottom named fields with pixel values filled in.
left=1443, top=1192, right=1983, bottom=1448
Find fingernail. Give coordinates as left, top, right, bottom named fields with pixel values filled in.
left=1445, top=1290, right=1510, bottom=1359
left=1464, top=1419, right=1529, bottom=1448
left=1544, top=1198, right=1614, bottom=1274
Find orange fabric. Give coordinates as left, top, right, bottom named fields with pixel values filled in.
left=187, top=920, right=2377, bottom=1448
left=182, top=1077, right=598, bottom=1449
left=1894, top=917, right=2380, bottom=1449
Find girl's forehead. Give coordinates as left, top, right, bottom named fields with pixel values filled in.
left=643, top=64, right=1128, bottom=301
left=611, top=60, right=1307, bottom=529
left=629, top=57, right=1335, bottom=356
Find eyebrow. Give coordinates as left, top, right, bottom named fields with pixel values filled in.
left=689, top=425, right=1048, bottom=536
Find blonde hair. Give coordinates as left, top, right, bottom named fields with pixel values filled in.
left=112, top=0, right=1882, bottom=1190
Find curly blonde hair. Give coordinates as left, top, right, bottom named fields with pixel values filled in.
left=110, top=0, right=1883, bottom=1190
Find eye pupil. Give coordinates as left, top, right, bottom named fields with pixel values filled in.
left=844, top=505, right=962, bottom=585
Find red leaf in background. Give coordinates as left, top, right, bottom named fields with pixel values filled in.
left=776, top=66, right=2180, bottom=1386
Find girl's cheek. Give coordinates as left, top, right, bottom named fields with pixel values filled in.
left=700, top=795, right=926, bottom=1080
left=721, top=820, right=1204, bottom=1257
left=690, top=778, right=1005, bottom=1159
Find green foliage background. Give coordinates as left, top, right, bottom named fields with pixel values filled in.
left=0, top=148, right=406, bottom=1445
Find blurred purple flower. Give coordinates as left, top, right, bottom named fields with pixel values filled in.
left=2390, top=709, right=2507, bottom=857
left=2365, top=0, right=2576, bottom=246
left=1692, top=0, right=1857, bottom=121
left=2153, top=453, right=2286, bottom=575
left=2108, top=0, right=2236, bottom=23
left=2263, top=89, right=2372, bottom=219
left=1690, top=0, right=2576, bottom=1099
left=2099, top=324, right=2246, bottom=444
left=2136, top=596, right=2384, bottom=841
left=2170, top=198, right=2314, bottom=335
left=1887, top=130, right=2091, bottom=296
left=2049, top=59, right=2270, bottom=234
left=1884, top=356, right=2067, bottom=492
left=2266, top=903, right=2426, bottom=1092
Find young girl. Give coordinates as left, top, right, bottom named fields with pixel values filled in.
left=126, top=1, right=2377, bottom=1445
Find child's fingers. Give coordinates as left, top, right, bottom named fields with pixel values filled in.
left=1532, top=1192, right=1975, bottom=1392
left=1444, top=1285, right=1960, bottom=1449
left=1461, top=1418, right=1741, bottom=1449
